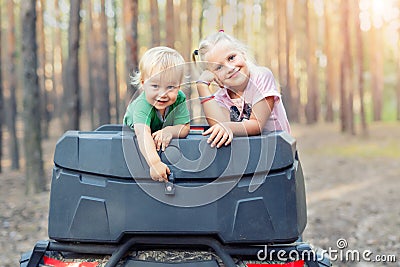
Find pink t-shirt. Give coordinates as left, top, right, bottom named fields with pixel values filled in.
left=214, top=66, right=291, bottom=133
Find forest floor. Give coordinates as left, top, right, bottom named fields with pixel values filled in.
left=0, top=121, right=399, bottom=267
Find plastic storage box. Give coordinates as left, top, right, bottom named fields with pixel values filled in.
left=48, top=125, right=307, bottom=244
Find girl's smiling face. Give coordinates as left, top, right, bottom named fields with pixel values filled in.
left=204, top=40, right=250, bottom=93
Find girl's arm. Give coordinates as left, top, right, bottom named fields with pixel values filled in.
left=203, top=96, right=274, bottom=148
left=225, top=96, right=274, bottom=135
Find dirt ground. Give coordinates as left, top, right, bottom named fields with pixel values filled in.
left=0, top=122, right=399, bottom=267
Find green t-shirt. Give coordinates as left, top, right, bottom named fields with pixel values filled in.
left=123, top=90, right=190, bottom=132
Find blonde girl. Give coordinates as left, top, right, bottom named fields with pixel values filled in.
left=193, top=31, right=290, bottom=148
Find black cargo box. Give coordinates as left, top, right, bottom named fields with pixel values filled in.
left=48, top=125, right=306, bottom=244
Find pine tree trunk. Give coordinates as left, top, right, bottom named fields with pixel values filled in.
left=284, top=0, right=298, bottom=122
left=178, top=0, right=189, bottom=61
left=305, top=0, right=319, bottom=124
left=112, top=0, right=120, bottom=124
left=96, top=0, right=110, bottom=126
left=292, top=0, right=302, bottom=122
left=150, top=0, right=160, bottom=46
left=52, top=0, right=63, bottom=119
left=354, top=0, right=368, bottom=136
left=339, top=57, right=347, bottom=132
left=90, top=5, right=103, bottom=127
left=199, top=0, right=206, bottom=39
left=123, top=0, right=139, bottom=103
left=174, top=0, right=181, bottom=46
left=6, top=0, right=20, bottom=170
left=370, top=27, right=383, bottom=121
left=265, top=0, right=278, bottom=77
left=85, top=0, right=96, bottom=129
left=339, top=0, right=354, bottom=133
left=180, top=0, right=193, bottom=114
left=166, top=0, right=175, bottom=48
left=339, top=0, right=348, bottom=132
left=37, top=0, right=50, bottom=139
left=63, top=0, right=82, bottom=131
left=324, top=0, right=334, bottom=122
left=347, top=2, right=355, bottom=135
left=21, top=0, right=45, bottom=194
left=276, top=0, right=286, bottom=88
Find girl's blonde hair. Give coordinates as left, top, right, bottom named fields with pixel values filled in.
left=192, top=31, right=255, bottom=67
left=131, top=46, right=185, bottom=88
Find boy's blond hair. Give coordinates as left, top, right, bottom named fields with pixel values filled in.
left=131, top=46, right=185, bottom=88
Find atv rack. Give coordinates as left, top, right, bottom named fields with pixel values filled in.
left=21, top=236, right=331, bottom=267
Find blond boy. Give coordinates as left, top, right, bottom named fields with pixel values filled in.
left=123, top=47, right=190, bottom=182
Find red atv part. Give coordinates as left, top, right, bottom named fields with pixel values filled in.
left=43, top=256, right=99, bottom=267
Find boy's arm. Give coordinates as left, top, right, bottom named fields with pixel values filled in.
left=163, top=123, right=190, bottom=138
left=134, top=123, right=170, bottom=182
left=152, top=123, right=190, bottom=151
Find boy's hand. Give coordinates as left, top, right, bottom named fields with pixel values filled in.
left=202, top=123, right=233, bottom=148
left=150, top=161, right=170, bottom=182
left=152, top=129, right=173, bottom=151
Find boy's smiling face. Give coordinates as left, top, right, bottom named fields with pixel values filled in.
left=142, top=67, right=182, bottom=117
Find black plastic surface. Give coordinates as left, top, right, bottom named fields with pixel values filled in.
left=48, top=125, right=307, bottom=244
left=53, top=126, right=296, bottom=179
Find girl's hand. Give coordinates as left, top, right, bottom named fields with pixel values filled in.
left=152, top=129, right=173, bottom=151
left=150, top=161, right=170, bottom=182
left=198, top=70, right=224, bottom=88
left=202, top=123, right=233, bottom=148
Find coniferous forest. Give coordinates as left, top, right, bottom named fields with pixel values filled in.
left=0, top=0, right=399, bottom=192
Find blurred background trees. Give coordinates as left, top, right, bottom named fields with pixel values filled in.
left=0, top=0, right=399, bottom=192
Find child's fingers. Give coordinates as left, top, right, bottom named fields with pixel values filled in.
left=225, top=134, right=233, bottom=146
left=202, top=127, right=213, bottom=136
left=202, top=125, right=226, bottom=147
left=161, top=139, right=170, bottom=151
left=202, top=130, right=209, bottom=136
left=161, top=141, right=166, bottom=152
left=155, top=170, right=167, bottom=182
left=161, top=167, right=170, bottom=182
left=152, top=131, right=160, bottom=139
left=216, top=133, right=231, bottom=148
left=214, top=78, right=224, bottom=88
left=214, top=131, right=226, bottom=148
left=210, top=131, right=224, bottom=148
left=155, top=139, right=161, bottom=151
left=152, top=132, right=160, bottom=150
left=207, top=129, right=219, bottom=146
